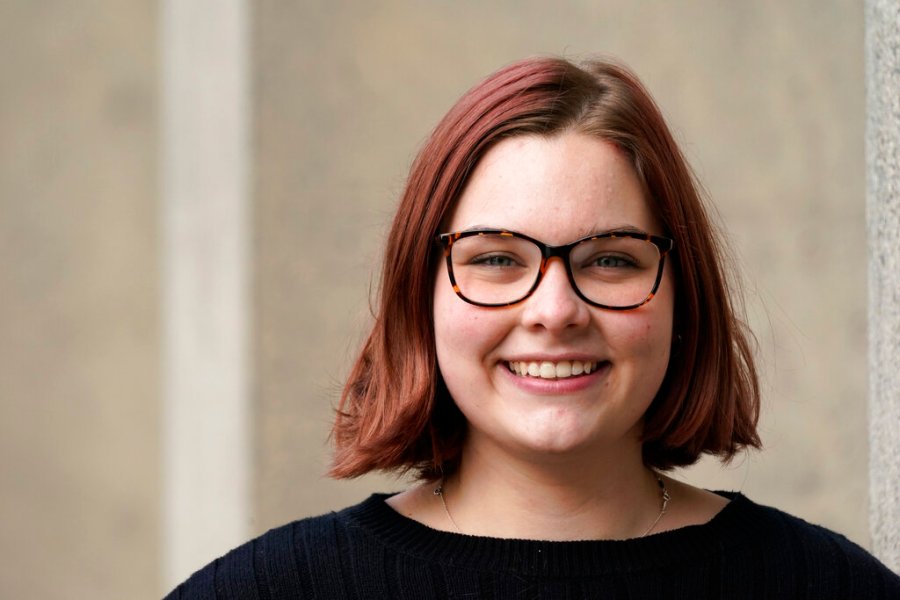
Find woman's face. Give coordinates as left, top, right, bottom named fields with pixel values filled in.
left=433, top=132, right=674, bottom=462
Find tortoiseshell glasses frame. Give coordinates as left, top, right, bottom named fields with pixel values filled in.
left=435, top=229, right=675, bottom=311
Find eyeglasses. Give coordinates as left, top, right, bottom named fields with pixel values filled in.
left=435, top=229, right=674, bottom=310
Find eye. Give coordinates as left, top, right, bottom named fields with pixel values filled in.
left=471, top=254, right=521, bottom=268
left=590, top=254, right=637, bottom=269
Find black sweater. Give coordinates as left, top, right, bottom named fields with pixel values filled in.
left=165, top=492, right=900, bottom=599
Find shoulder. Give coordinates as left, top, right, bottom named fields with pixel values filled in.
left=163, top=495, right=387, bottom=600
left=720, top=493, right=900, bottom=597
left=733, top=494, right=866, bottom=556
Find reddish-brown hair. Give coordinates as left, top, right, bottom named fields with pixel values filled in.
left=330, top=56, right=761, bottom=479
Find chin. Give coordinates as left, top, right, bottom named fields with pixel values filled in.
left=509, top=419, right=606, bottom=457
left=521, top=411, right=647, bottom=457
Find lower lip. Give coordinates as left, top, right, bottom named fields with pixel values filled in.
left=499, top=362, right=611, bottom=394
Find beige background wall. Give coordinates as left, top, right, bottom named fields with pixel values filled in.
left=0, top=1, right=868, bottom=597
left=0, top=2, right=160, bottom=599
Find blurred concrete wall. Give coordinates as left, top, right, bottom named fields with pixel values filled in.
left=0, top=1, right=159, bottom=598
left=0, top=1, right=868, bottom=597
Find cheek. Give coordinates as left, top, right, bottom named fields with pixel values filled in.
left=433, top=271, right=487, bottom=369
left=611, top=317, right=671, bottom=361
left=644, top=324, right=673, bottom=377
left=640, top=299, right=675, bottom=379
left=434, top=294, right=488, bottom=409
left=433, top=270, right=513, bottom=384
left=605, top=290, right=674, bottom=375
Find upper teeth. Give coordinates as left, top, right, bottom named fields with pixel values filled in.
left=507, top=360, right=600, bottom=379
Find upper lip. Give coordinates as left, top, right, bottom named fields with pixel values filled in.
left=502, top=354, right=607, bottom=363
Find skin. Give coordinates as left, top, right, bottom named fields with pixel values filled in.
left=388, top=132, right=727, bottom=540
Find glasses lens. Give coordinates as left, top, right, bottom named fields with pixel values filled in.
left=449, top=233, right=542, bottom=305
left=570, top=236, right=662, bottom=307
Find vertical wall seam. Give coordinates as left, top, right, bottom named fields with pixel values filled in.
left=865, top=0, right=900, bottom=573
left=161, top=0, right=251, bottom=589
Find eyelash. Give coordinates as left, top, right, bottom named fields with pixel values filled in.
left=471, top=254, right=523, bottom=267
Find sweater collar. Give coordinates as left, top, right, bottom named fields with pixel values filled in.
left=339, top=491, right=753, bottom=577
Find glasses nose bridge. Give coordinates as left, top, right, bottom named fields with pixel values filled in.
left=537, top=240, right=575, bottom=272
left=535, top=241, right=579, bottom=295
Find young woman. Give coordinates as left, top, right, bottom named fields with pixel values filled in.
left=167, top=57, right=900, bottom=599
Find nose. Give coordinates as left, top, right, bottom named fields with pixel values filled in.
left=520, top=257, right=591, bottom=331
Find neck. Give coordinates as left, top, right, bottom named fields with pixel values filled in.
left=441, top=441, right=664, bottom=540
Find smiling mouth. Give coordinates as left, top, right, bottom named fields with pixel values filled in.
left=507, top=360, right=605, bottom=380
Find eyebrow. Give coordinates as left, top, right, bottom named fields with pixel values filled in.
left=575, top=224, right=649, bottom=237
left=460, top=224, right=651, bottom=237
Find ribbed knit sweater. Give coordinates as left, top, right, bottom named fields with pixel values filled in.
left=165, top=492, right=900, bottom=599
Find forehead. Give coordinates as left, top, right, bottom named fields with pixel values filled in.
left=447, top=132, right=660, bottom=242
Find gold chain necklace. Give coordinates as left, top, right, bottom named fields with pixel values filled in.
left=639, top=473, right=671, bottom=537
left=433, top=472, right=671, bottom=538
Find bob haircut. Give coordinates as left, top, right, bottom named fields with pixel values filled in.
left=331, top=56, right=761, bottom=479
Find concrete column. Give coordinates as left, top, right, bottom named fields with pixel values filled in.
left=866, top=0, right=900, bottom=572
left=161, top=0, right=252, bottom=588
